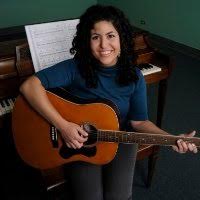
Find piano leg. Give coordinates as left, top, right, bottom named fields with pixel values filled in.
left=147, top=146, right=159, bottom=187
left=157, top=79, right=168, bottom=127
left=147, top=78, right=168, bottom=187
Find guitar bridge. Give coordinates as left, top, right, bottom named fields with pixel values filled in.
left=50, top=126, right=58, bottom=148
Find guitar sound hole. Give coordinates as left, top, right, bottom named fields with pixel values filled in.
left=83, top=123, right=98, bottom=145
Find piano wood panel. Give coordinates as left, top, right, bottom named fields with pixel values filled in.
left=145, top=67, right=169, bottom=84
left=0, top=57, right=20, bottom=99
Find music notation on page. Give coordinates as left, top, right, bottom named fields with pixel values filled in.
left=25, top=19, right=79, bottom=72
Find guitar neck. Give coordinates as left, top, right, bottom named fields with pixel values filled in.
left=98, top=130, right=200, bottom=147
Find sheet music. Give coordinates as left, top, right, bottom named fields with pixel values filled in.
left=25, top=19, right=79, bottom=72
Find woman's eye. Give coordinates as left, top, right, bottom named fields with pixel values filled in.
left=108, top=34, right=115, bottom=39
left=91, top=36, right=99, bottom=40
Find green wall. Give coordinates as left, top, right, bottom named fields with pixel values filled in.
left=0, top=0, right=96, bottom=28
left=99, top=0, right=200, bottom=50
left=1, top=0, right=199, bottom=49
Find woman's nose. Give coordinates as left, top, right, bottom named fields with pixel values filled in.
left=100, top=37, right=108, bottom=48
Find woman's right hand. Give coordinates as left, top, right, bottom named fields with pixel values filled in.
left=58, top=120, right=88, bottom=149
left=19, top=76, right=88, bottom=149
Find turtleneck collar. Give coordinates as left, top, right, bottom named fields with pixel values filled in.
left=96, top=64, right=119, bottom=76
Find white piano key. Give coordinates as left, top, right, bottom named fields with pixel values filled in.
left=10, top=98, right=16, bottom=110
left=0, top=104, right=4, bottom=116
left=141, top=63, right=161, bottom=76
left=5, top=99, right=12, bottom=111
left=8, top=99, right=14, bottom=110
left=8, top=98, right=13, bottom=106
left=11, top=98, right=15, bottom=106
left=0, top=98, right=15, bottom=116
left=0, top=102, right=6, bottom=115
left=12, top=98, right=16, bottom=104
left=2, top=100, right=10, bottom=113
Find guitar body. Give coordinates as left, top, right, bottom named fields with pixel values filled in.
left=12, top=90, right=119, bottom=170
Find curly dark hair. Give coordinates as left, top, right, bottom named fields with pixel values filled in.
left=70, top=4, right=138, bottom=88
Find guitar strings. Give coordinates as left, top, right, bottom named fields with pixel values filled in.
left=81, top=131, right=199, bottom=145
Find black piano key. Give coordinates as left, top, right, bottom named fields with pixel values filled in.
left=3, top=100, right=9, bottom=113
left=144, top=63, right=152, bottom=69
left=0, top=98, right=16, bottom=115
left=8, top=99, right=14, bottom=108
left=137, top=63, right=153, bottom=70
left=12, top=98, right=16, bottom=104
left=5, top=99, right=10, bottom=106
left=1, top=101, right=5, bottom=108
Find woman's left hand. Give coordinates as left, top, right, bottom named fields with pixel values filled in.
left=172, top=130, right=198, bottom=154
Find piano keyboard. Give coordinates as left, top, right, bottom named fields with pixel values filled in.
left=0, top=98, right=16, bottom=116
left=139, top=63, right=161, bottom=76
left=0, top=63, right=161, bottom=117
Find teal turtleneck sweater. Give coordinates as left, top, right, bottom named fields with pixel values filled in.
left=35, top=59, right=148, bottom=129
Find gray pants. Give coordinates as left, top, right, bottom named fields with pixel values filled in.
left=66, top=143, right=138, bottom=200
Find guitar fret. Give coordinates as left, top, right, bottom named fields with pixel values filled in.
left=127, top=133, right=131, bottom=143
left=123, top=133, right=126, bottom=143
left=111, top=132, right=114, bottom=141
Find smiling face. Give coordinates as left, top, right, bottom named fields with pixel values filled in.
left=90, top=20, right=121, bottom=67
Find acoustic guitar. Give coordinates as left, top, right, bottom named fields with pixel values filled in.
left=12, top=88, right=200, bottom=170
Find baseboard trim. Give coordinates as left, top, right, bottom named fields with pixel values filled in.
left=148, top=33, right=200, bottom=60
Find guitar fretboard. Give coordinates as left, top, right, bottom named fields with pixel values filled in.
left=98, top=130, right=200, bottom=147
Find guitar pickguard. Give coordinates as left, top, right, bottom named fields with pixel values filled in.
left=59, top=145, right=97, bottom=159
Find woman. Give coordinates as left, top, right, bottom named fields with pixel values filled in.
left=20, top=4, right=197, bottom=200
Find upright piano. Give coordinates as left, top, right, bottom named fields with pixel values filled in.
left=0, top=32, right=174, bottom=191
